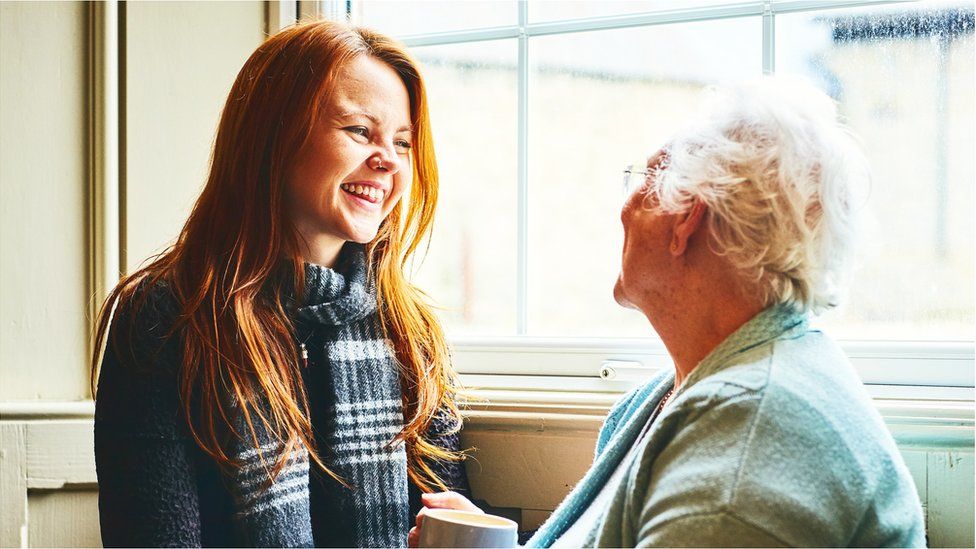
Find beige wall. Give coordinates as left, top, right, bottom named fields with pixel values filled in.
left=125, top=1, right=265, bottom=272
left=1, top=1, right=91, bottom=402
left=0, top=1, right=264, bottom=398
left=0, top=2, right=266, bottom=546
left=0, top=2, right=265, bottom=401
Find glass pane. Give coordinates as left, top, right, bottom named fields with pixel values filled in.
left=354, top=0, right=517, bottom=37
left=527, top=18, right=763, bottom=337
left=411, top=40, right=519, bottom=336
left=777, top=1, right=974, bottom=340
left=529, top=0, right=741, bottom=23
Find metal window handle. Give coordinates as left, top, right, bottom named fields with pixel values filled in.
left=600, top=360, right=647, bottom=381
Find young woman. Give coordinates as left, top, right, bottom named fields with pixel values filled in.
left=92, top=20, right=468, bottom=547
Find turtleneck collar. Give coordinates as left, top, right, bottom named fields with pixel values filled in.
left=295, top=243, right=377, bottom=326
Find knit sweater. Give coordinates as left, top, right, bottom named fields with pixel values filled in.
left=94, top=244, right=469, bottom=547
left=528, top=305, right=925, bottom=547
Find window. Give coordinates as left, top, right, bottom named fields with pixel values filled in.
left=776, top=3, right=974, bottom=342
left=351, top=0, right=974, bottom=387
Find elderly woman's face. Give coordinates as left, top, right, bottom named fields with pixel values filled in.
left=285, top=55, right=413, bottom=249
left=613, top=150, right=675, bottom=311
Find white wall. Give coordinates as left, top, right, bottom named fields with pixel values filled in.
left=0, top=1, right=91, bottom=402
left=124, top=0, right=265, bottom=272
left=0, top=0, right=264, bottom=397
left=0, top=2, right=265, bottom=546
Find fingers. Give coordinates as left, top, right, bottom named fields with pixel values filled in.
left=420, top=491, right=482, bottom=513
left=409, top=508, right=428, bottom=548
left=411, top=494, right=480, bottom=548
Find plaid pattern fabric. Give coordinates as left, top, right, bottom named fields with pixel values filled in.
left=234, top=442, right=311, bottom=516
left=94, top=244, right=469, bottom=547
left=229, top=438, right=314, bottom=546
left=230, top=244, right=411, bottom=547
left=313, top=320, right=410, bottom=547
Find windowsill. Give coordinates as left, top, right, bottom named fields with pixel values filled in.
left=449, top=338, right=975, bottom=387
left=457, top=374, right=976, bottom=449
left=0, top=400, right=96, bottom=420
left=1, top=380, right=971, bottom=447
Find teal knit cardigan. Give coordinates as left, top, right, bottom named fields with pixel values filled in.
left=526, top=306, right=925, bottom=547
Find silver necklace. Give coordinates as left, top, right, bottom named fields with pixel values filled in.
left=298, top=332, right=313, bottom=369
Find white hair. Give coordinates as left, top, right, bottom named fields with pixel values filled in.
left=652, top=76, right=870, bottom=314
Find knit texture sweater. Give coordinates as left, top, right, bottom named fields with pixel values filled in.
left=527, top=305, right=925, bottom=548
left=94, top=244, right=468, bottom=547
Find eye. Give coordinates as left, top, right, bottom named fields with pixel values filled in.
left=394, top=139, right=412, bottom=154
left=345, top=126, right=369, bottom=139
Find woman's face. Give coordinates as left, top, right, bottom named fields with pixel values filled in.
left=613, top=150, right=674, bottom=311
left=285, top=55, right=413, bottom=255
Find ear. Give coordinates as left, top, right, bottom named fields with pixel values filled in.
left=670, top=199, right=707, bottom=256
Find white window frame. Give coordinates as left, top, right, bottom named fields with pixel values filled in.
left=346, top=0, right=975, bottom=393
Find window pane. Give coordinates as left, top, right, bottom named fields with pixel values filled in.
left=354, top=1, right=517, bottom=37
left=777, top=2, right=975, bottom=340
left=527, top=18, right=763, bottom=337
left=411, top=41, right=519, bottom=336
left=529, top=0, right=741, bottom=23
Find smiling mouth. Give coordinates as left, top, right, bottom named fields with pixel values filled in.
left=340, top=183, right=385, bottom=204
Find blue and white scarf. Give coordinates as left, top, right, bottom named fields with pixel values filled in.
left=228, top=244, right=410, bottom=547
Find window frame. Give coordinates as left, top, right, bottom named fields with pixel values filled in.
left=344, top=0, right=975, bottom=391
left=450, top=337, right=974, bottom=388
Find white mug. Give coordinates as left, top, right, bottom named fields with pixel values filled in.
left=418, top=509, right=519, bottom=548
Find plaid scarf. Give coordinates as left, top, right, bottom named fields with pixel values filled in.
left=228, top=244, right=410, bottom=547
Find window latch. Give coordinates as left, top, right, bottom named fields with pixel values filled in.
left=600, top=360, right=649, bottom=382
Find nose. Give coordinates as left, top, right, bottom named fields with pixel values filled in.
left=368, top=142, right=402, bottom=175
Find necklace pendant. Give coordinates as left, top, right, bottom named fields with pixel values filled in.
left=300, top=343, right=309, bottom=368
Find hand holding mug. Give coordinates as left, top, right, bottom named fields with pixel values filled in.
left=408, top=492, right=482, bottom=548
left=408, top=492, right=517, bottom=548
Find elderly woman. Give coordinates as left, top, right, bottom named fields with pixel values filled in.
left=411, top=77, right=925, bottom=547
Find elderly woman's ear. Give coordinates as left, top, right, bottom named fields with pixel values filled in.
left=670, top=199, right=707, bottom=256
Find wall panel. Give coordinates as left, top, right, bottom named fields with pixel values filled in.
left=0, top=1, right=91, bottom=401
left=28, top=490, right=101, bottom=548
left=124, top=1, right=265, bottom=272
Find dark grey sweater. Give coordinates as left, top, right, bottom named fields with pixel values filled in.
left=94, top=246, right=469, bottom=547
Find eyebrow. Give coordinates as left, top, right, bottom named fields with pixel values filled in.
left=337, top=110, right=413, bottom=133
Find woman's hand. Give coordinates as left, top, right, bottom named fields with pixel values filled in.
left=407, top=491, right=483, bottom=548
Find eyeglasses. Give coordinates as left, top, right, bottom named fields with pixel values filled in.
left=622, top=164, right=652, bottom=197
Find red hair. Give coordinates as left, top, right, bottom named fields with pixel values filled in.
left=91, top=20, right=461, bottom=491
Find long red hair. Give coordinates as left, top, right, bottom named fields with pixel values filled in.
left=90, top=20, right=461, bottom=491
